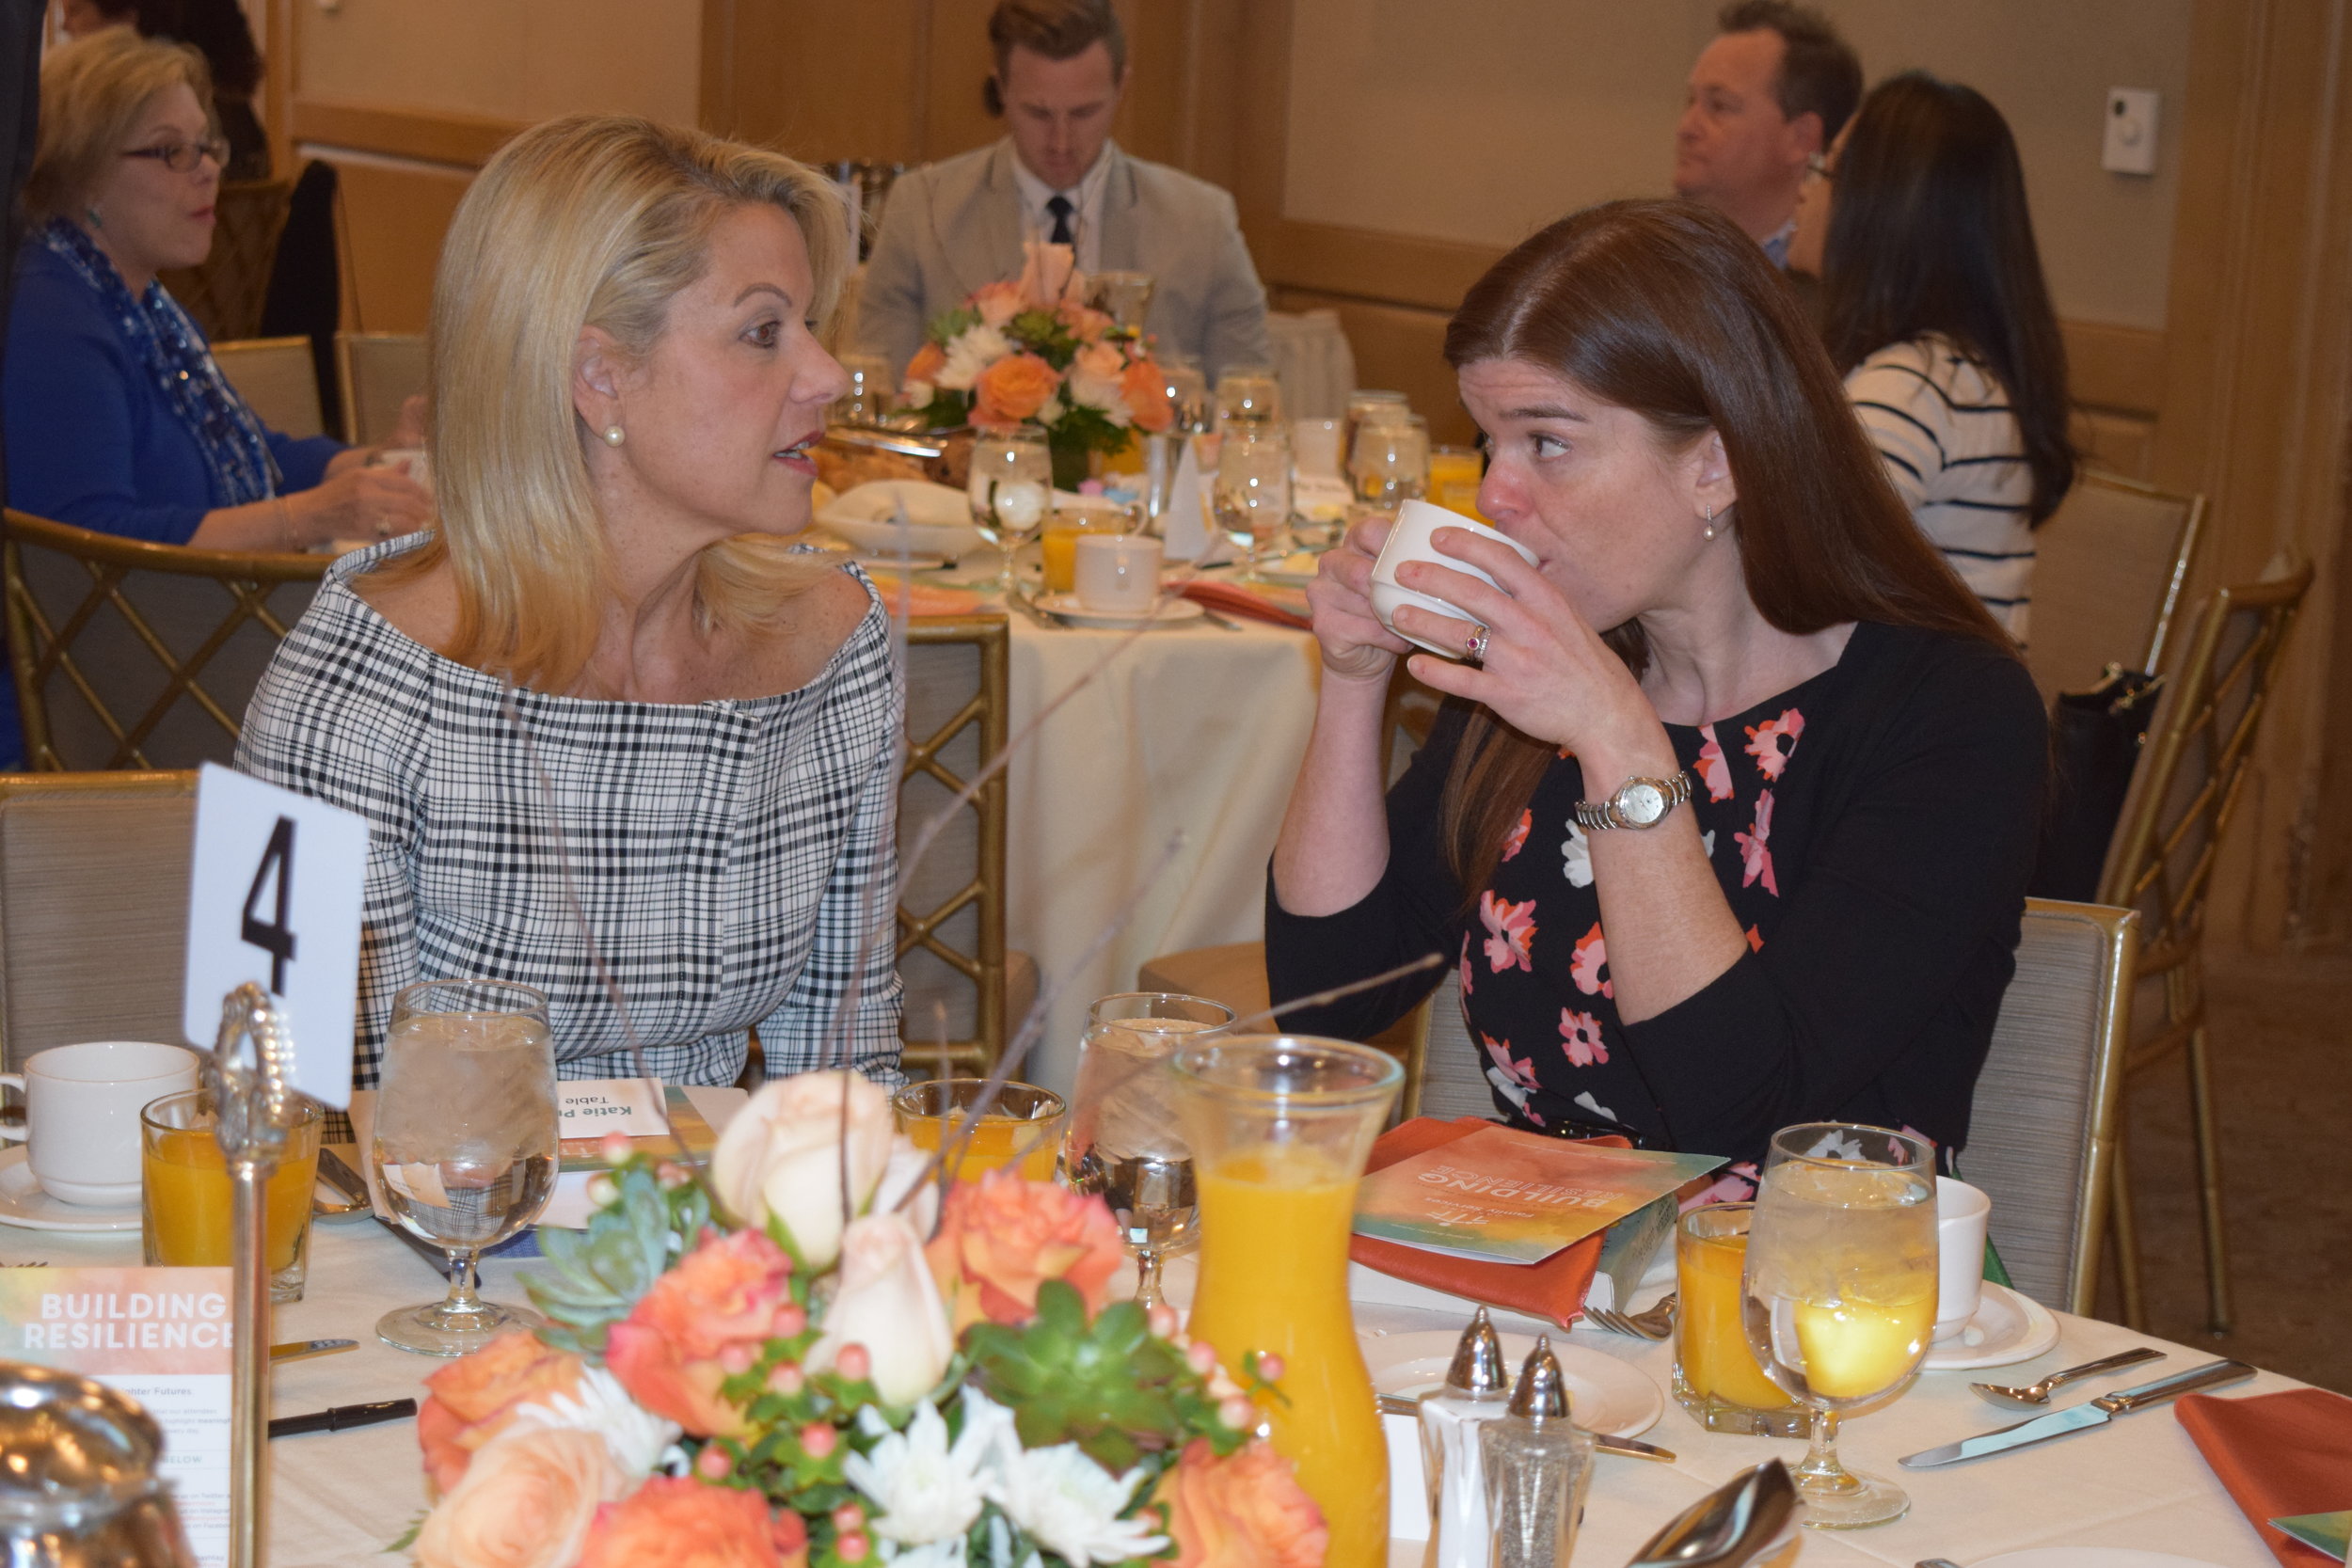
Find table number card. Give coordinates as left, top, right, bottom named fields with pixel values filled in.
left=0, top=1265, right=234, bottom=1568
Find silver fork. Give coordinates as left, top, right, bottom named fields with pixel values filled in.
left=1583, top=1292, right=1677, bottom=1340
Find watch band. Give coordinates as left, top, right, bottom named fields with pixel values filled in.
left=1572, top=769, right=1693, bottom=831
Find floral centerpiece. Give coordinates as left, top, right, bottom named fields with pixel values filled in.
left=902, top=244, right=1174, bottom=490
left=403, top=1071, right=1325, bottom=1568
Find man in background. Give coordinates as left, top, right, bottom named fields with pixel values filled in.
left=1673, top=0, right=1861, bottom=267
left=858, top=0, right=1272, bottom=383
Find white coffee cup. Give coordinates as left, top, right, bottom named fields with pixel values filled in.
left=1934, top=1175, right=1994, bottom=1341
left=375, top=447, right=435, bottom=498
left=1369, top=498, right=1539, bottom=657
left=0, top=1040, right=201, bottom=1206
left=1073, top=532, right=1164, bottom=615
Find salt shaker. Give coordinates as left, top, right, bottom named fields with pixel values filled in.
left=1419, top=1307, right=1510, bottom=1568
left=1480, top=1336, right=1597, bottom=1568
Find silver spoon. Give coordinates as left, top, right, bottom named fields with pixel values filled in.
left=1969, top=1346, right=2165, bottom=1409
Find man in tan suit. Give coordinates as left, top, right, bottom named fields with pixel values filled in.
left=858, top=0, right=1273, bottom=384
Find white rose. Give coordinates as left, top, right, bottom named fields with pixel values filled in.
left=808, top=1211, right=955, bottom=1405
left=709, top=1069, right=896, bottom=1268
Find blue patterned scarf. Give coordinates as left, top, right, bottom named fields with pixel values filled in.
left=39, top=217, right=281, bottom=507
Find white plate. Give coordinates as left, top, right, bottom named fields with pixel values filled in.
left=1973, top=1551, right=2230, bottom=1568
left=817, top=481, right=986, bottom=561
left=1033, top=592, right=1206, bottom=629
left=1920, top=1281, right=2061, bottom=1370
left=0, top=1148, right=142, bottom=1232
left=1362, top=1329, right=1662, bottom=1438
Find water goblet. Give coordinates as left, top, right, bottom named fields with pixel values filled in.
left=968, top=429, right=1053, bottom=594
left=1161, top=359, right=1210, bottom=434
left=1216, top=366, right=1283, bottom=430
left=1061, top=992, right=1235, bottom=1307
left=1350, top=411, right=1430, bottom=511
left=372, top=978, right=559, bottom=1356
left=1215, top=425, right=1295, bottom=564
left=1742, top=1122, right=1939, bottom=1528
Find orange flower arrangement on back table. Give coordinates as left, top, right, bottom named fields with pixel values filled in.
left=402, top=1070, right=1327, bottom=1568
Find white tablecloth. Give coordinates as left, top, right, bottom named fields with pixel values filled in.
left=0, top=1218, right=2297, bottom=1568
left=998, top=599, right=1321, bottom=1092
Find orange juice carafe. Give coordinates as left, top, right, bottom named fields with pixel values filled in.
left=1173, top=1037, right=1402, bottom=1568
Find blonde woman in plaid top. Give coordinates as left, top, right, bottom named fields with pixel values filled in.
left=237, top=116, right=903, bottom=1089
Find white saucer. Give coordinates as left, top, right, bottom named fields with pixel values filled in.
left=0, top=1148, right=141, bottom=1232
left=1362, top=1328, right=1662, bottom=1438
left=1920, top=1281, right=2061, bottom=1370
left=1034, top=592, right=1206, bottom=629
left=1973, top=1550, right=2229, bottom=1568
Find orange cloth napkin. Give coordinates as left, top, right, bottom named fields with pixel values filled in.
left=1346, top=1116, right=1619, bottom=1330
left=2177, top=1387, right=2352, bottom=1565
left=1178, top=579, right=1311, bottom=629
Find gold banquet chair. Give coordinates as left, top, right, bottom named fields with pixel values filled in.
left=2025, top=470, right=2207, bottom=705
left=897, top=615, right=1036, bottom=1078
left=2102, top=557, right=2315, bottom=1335
left=159, top=178, right=291, bottom=344
left=1963, top=899, right=2138, bottom=1316
left=334, top=331, right=427, bottom=447
left=2, top=511, right=327, bottom=771
left=0, top=771, right=197, bottom=1071
left=212, top=335, right=326, bottom=439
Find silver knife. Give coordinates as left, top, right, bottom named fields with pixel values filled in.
left=1375, top=1393, right=1677, bottom=1463
left=271, top=1338, right=358, bottom=1364
left=1899, top=1358, right=2255, bottom=1468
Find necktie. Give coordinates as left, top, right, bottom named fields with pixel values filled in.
left=1046, top=193, right=1074, bottom=246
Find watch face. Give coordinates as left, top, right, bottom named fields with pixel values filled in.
left=1620, top=781, right=1666, bottom=825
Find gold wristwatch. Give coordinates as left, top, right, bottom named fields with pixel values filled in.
left=1572, top=770, right=1693, bottom=831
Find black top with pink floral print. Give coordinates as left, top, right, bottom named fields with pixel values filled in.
left=1266, top=621, right=2046, bottom=1182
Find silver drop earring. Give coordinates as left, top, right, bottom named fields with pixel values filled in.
left=602, top=425, right=625, bottom=447
left=1703, top=502, right=1716, bottom=541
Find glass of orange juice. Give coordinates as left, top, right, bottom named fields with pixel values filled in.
left=892, top=1079, right=1067, bottom=1182
left=1173, top=1035, right=1401, bottom=1568
left=140, top=1088, right=323, bottom=1302
left=1673, top=1202, right=1809, bottom=1436
left=1426, top=445, right=1486, bottom=519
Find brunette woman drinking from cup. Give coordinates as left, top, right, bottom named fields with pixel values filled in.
left=1265, top=200, right=2045, bottom=1192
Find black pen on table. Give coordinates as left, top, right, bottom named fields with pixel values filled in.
left=268, top=1398, right=418, bottom=1439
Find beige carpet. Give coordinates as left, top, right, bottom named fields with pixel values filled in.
left=2086, top=946, right=2352, bottom=1392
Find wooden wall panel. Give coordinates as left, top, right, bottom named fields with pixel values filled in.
left=306, top=153, right=475, bottom=334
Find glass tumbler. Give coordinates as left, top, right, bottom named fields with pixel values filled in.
left=1173, top=1035, right=1402, bottom=1568
left=1671, top=1202, right=1810, bottom=1436
left=891, top=1079, right=1067, bottom=1182
left=141, top=1088, right=323, bottom=1302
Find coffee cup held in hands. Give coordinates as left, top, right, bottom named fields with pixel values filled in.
left=0, top=1040, right=201, bottom=1206
left=1369, top=499, right=1538, bottom=657
left=1074, top=532, right=1163, bottom=616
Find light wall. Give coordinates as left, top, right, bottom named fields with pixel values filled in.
left=1283, top=0, right=2192, bottom=331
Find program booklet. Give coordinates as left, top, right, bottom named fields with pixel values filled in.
left=1353, top=1123, right=1724, bottom=1264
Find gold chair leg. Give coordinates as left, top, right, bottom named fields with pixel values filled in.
left=2107, top=1129, right=2147, bottom=1331
left=2185, top=1016, right=2232, bottom=1334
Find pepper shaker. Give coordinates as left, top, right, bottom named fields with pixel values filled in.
left=1480, top=1336, right=1597, bottom=1568
left=1419, top=1307, right=1510, bottom=1568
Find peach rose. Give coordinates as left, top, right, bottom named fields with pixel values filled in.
left=971, top=280, right=1026, bottom=328
left=905, top=341, right=948, bottom=387
left=1155, top=1439, right=1327, bottom=1568
left=418, top=1331, right=585, bottom=1495
left=577, top=1477, right=781, bottom=1568
left=1056, top=300, right=1115, bottom=341
left=924, top=1169, right=1124, bottom=1334
left=414, top=1425, right=631, bottom=1568
left=972, top=353, right=1061, bottom=429
left=1122, top=358, right=1174, bottom=434
left=607, top=1228, right=791, bottom=1437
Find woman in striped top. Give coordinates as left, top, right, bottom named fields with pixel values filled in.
left=1789, top=71, right=2073, bottom=643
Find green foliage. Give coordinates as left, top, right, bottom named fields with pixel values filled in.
left=910, top=388, right=972, bottom=432
left=1006, top=309, right=1078, bottom=370
left=963, top=1281, right=1245, bottom=1472
left=928, top=305, right=980, bottom=346
left=525, top=1162, right=710, bottom=1356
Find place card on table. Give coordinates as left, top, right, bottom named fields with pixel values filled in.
left=0, top=1265, right=233, bottom=1568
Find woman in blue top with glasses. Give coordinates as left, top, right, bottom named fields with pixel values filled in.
left=4, top=28, right=430, bottom=554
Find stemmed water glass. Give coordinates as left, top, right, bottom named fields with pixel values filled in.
left=1215, top=367, right=1283, bottom=430
left=1059, top=992, right=1235, bottom=1307
left=1350, top=411, right=1430, bottom=510
left=372, top=978, right=559, bottom=1356
left=1215, top=425, right=1295, bottom=565
left=968, top=429, right=1053, bottom=594
left=1741, top=1121, right=1939, bottom=1528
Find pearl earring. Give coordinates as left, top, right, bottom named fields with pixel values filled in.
left=1702, top=502, right=1716, bottom=541
left=602, top=425, right=625, bottom=447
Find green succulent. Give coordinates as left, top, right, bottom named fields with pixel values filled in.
left=963, top=1280, right=1240, bottom=1471
left=525, top=1163, right=710, bottom=1355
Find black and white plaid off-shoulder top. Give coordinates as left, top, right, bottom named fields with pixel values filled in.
left=235, top=537, right=905, bottom=1090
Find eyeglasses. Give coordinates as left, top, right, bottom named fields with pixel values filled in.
left=120, top=138, right=228, bottom=173
left=1804, top=152, right=1836, bottom=184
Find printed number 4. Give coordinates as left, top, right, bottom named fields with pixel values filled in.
left=242, top=816, right=297, bottom=993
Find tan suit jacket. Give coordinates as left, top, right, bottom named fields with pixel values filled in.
left=856, top=138, right=1273, bottom=384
